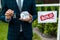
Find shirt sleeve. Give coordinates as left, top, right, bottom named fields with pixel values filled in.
left=5, top=16, right=11, bottom=22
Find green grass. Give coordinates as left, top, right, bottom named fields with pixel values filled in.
left=0, top=21, right=8, bottom=40
left=33, top=33, right=42, bottom=40
left=0, top=21, right=42, bottom=40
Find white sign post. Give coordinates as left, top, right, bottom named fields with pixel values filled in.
left=38, top=11, right=57, bottom=23
left=57, top=7, right=60, bottom=40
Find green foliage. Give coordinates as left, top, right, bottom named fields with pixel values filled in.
left=32, top=19, right=58, bottom=37
left=32, top=19, right=38, bottom=28
left=44, top=23, right=57, bottom=36
left=35, top=0, right=44, bottom=4
left=32, top=6, right=58, bottom=37
left=33, top=33, right=42, bottom=40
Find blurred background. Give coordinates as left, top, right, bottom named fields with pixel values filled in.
left=0, top=0, right=59, bottom=40
left=36, top=0, right=59, bottom=4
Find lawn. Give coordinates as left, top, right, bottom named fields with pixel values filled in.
left=0, top=21, right=42, bottom=40
left=0, top=21, right=8, bottom=40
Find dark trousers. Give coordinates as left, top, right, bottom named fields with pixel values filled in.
left=17, top=32, right=27, bottom=40
left=8, top=31, right=32, bottom=40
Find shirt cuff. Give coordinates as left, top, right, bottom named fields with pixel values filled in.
left=5, top=16, right=11, bottom=22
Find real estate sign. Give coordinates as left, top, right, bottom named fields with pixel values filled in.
left=38, top=11, right=57, bottom=23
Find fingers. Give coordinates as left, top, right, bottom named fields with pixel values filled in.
left=20, top=17, right=31, bottom=22
left=29, top=14, right=32, bottom=17
left=19, top=18, right=31, bottom=22
left=5, top=9, right=14, bottom=19
left=29, top=14, right=32, bottom=20
left=5, top=9, right=14, bottom=16
left=7, top=9, right=14, bottom=14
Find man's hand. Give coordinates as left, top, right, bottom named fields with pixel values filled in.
left=19, top=14, right=32, bottom=22
left=5, top=9, right=14, bottom=20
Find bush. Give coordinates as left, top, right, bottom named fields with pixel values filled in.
left=32, top=19, right=38, bottom=28
left=32, top=19, right=58, bottom=37
left=44, top=23, right=57, bottom=36
left=32, top=6, right=58, bottom=37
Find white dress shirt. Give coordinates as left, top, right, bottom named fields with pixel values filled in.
left=16, top=0, right=24, bottom=10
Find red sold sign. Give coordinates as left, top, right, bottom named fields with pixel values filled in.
left=38, top=11, right=57, bottom=23
left=40, top=13, right=54, bottom=21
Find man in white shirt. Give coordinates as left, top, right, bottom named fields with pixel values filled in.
left=1, top=0, right=37, bottom=40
